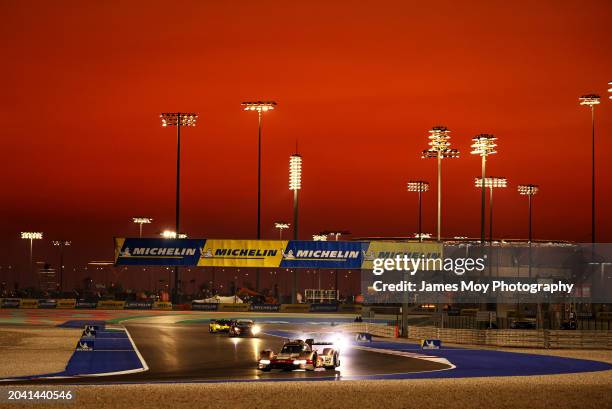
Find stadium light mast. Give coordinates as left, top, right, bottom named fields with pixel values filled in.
left=471, top=134, right=497, bottom=242
left=422, top=126, right=459, bottom=242
left=407, top=181, right=430, bottom=242
left=312, top=234, right=327, bottom=241
left=289, top=153, right=302, bottom=303
left=579, top=94, right=600, bottom=244
left=21, top=232, right=43, bottom=286
left=52, top=240, right=71, bottom=292
left=132, top=217, right=153, bottom=237
left=160, top=112, right=197, bottom=304
left=475, top=177, right=507, bottom=242
left=241, top=101, right=277, bottom=241
left=274, top=222, right=290, bottom=240
left=518, top=184, right=539, bottom=243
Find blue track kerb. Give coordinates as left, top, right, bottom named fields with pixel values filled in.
left=0, top=321, right=147, bottom=381
left=265, top=329, right=612, bottom=379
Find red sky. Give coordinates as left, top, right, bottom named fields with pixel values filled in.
left=1, top=0, right=611, bottom=274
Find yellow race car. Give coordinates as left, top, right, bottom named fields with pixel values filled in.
left=209, top=319, right=232, bottom=333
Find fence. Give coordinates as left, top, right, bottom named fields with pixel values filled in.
left=406, top=326, right=612, bottom=349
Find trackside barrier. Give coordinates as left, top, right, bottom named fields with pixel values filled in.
left=152, top=301, right=172, bottom=310
left=191, top=302, right=218, bottom=311
left=218, top=303, right=249, bottom=312
left=280, top=304, right=311, bottom=313
left=97, top=300, right=125, bottom=310
left=406, top=326, right=612, bottom=349
left=335, top=322, right=398, bottom=338
left=19, top=299, right=38, bottom=309
left=57, top=299, right=77, bottom=309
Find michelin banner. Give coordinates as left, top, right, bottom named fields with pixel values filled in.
left=115, top=238, right=205, bottom=266
left=114, top=238, right=429, bottom=270
left=279, top=240, right=368, bottom=269
left=361, top=242, right=443, bottom=270
left=197, top=239, right=287, bottom=268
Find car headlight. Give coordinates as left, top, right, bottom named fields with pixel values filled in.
left=259, top=359, right=270, bottom=365
left=293, top=359, right=307, bottom=365
left=252, top=325, right=261, bottom=334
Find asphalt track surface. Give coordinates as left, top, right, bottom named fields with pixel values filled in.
left=5, top=323, right=449, bottom=385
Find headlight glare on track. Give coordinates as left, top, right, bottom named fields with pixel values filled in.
left=252, top=325, right=261, bottom=334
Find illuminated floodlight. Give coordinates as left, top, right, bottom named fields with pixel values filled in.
left=52, top=240, right=71, bottom=246
left=407, top=181, right=430, bottom=192
left=518, top=184, right=539, bottom=196
left=470, top=134, right=497, bottom=156
left=132, top=217, right=153, bottom=224
left=289, top=154, right=302, bottom=191
left=578, top=94, right=601, bottom=107
left=414, top=233, right=432, bottom=240
left=475, top=177, right=507, bottom=188
left=421, top=126, right=460, bottom=159
left=312, top=234, right=328, bottom=241
left=421, top=126, right=458, bottom=242
left=161, top=230, right=187, bottom=239
left=274, top=222, right=290, bottom=239
left=160, top=112, right=197, bottom=127
left=241, top=101, right=277, bottom=112
left=21, top=232, right=43, bottom=240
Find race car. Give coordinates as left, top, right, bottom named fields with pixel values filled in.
left=209, top=319, right=232, bottom=333
left=228, top=320, right=261, bottom=337
left=258, top=338, right=340, bottom=371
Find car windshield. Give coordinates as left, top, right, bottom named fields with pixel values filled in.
left=281, top=345, right=304, bottom=354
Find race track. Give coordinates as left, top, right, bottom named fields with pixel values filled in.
left=1, top=311, right=611, bottom=385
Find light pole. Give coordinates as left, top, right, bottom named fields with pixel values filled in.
left=475, top=177, right=507, bottom=242
left=160, top=112, right=197, bottom=304
left=274, top=222, right=290, bottom=240
left=579, top=94, right=600, bottom=244
left=421, top=126, right=459, bottom=242
left=21, top=232, right=43, bottom=287
left=517, top=184, right=539, bottom=243
left=289, top=153, right=302, bottom=303
left=132, top=217, right=152, bottom=237
left=241, top=101, right=277, bottom=241
left=407, top=181, right=430, bottom=242
left=470, top=134, right=497, bottom=242
left=52, top=240, right=71, bottom=293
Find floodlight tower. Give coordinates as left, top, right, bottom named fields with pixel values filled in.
left=517, top=184, right=539, bottom=243
left=475, top=177, right=507, bottom=242
left=161, top=230, right=187, bottom=239
left=289, top=154, right=302, bottom=239
left=407, top=181, right=430, bottom=242
left=21, top=232, right=43, bottom=286
left=241, top=101, right=277, bottom=241
left=579, top=94, right=600, bottom=244
left=274, top=222, right=290, bottom=240
left=421, top=126, right=459, bottom=242
left=470, top=134, right=497, bottom=242
left=160, top=112, right=197, bottom=304
left=312, top=234, right=327, bottom=241
left=132, top=217, right=153, bottom=237
left=52, top=240, right=71, bottom=292
left=289, top=153, right=302, bottom=303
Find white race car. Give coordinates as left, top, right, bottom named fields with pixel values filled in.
left=258, top=338, right=340, bottom=371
